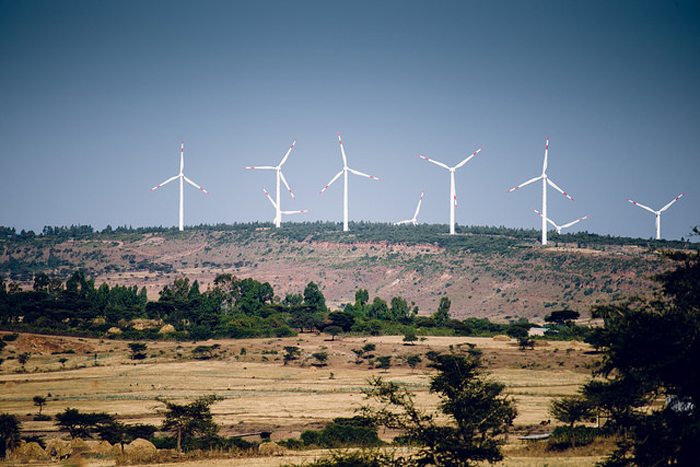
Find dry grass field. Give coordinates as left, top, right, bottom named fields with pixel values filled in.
left=0, top=331, right=607, bottom=465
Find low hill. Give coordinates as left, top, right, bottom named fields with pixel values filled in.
left=1, top=222, right=695, bottom=320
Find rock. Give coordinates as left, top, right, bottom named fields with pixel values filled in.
left=159, top=324, right=176, bottom=335
left=258, top=441, right=287, bottom=456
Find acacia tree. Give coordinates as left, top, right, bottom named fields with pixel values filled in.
left=32, top=395, right=47, bottom=415
left=361, top=350, right=516, bottom=466
left=549, top=396, right=593, bottom=448
left=159, top=395, right=221, bottom=453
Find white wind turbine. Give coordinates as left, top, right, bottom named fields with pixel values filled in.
left=533, top=209, right=588, bottom=234
left=244, top=140, right=298, bottom=228
left=395, top=191, right=424, bottom=226
left=418, top=147, right=483, bottom=235
left=320, top=133, right=380, bottom=232
left=627, top=193, right=685, bottom=240
left=151, top=141, right=208, bottom=231
left=262, top=188, right=309, bottom=223
left=508, top=138, right=573, bottom=245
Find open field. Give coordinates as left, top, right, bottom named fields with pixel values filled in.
left=0, top=331, right=606, bottom=465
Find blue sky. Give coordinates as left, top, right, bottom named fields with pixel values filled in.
left=1, top=0, right=698, bottom=239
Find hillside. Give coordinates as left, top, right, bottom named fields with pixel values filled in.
left=1, top=223, right=694, bottom=320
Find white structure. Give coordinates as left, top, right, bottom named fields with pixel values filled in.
left=320, top=133, right=380, bottom=232
left=244, top=140, right=298, bottom=228
left=262, top=188, right=308, bottom=222
left=533, top=209, right=588, bottom=234
left=418, top=147, right=483, bottom=235
left=627, top=193, right=685, bottom=240
left=395, top=191, right=424, bottom=226
left=151, top=141, right=208, bottom=231
left=509, top=138, right=573, bottom=245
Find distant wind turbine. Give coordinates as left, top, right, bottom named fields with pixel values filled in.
left=244, top=140, right=297, bottom=228
left=533, top=209, right=588, bottom=235
left=508, top=138, right=573, bottom=245
left=418, top=147, right=483, bottom=235
left=151, top=141, right=208, bottom=231
left=320, top=133, right=380, bottom=232
left=262, top=188, right=309, bottom=223
left=627, top=193, right=684, bottom=240
left=395, top=191, right=424, bottom=226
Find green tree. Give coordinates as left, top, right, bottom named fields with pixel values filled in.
left=406, top=355, right=422, bottom=372
left=283, top=346, right=301, bottom=365
left=355, top=289, right=369, bottom=307
left=17, top=352, right=30, bottom=371
left=323, top=325, right=343, bottom=341
left=0, top=413, right=21, bottom=459
left=549, top=396, right=594, bottom=448
left=403, top=330, right=418, bottom=345
left=544, top=309, right=580, bottom=324
left=432, top=296, right=451, bottom=326
left=376, top=356, right=392, bottom=372
left=32, top=395, right=47, bottom=415
left=585, top=252, right=700, bottom=465
left=312, top=351, right=329, bottom=367
left=361, top=351, right=516, bottom=466
left=303, top=282, right=326, bottom=312
left=159, top=395, right=221, bottom=453
left=55, top=408, right=115, bottom=438
left=128, top=342, right=148, bottom=360
left=58, top=357, right=68, bottom=369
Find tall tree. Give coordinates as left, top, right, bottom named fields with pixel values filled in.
left=361, top=350, right=516, bottom=466
left=303, top=282, right=326, bottom=312
left=159, top=395, right=221, bottom=453
left=432, top=296, right=451, bottom=326
left=0, top=414, right=21, bottom=459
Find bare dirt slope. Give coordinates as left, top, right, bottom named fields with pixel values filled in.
left=0, top=227, right=675, bottom=320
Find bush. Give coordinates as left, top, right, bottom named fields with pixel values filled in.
left=300, top=417, right=381, bottom=448
left=547, top=426, right=599, bottom=451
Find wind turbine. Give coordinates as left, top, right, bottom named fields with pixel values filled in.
left=244, top=140, right=297, bottom=228
left=150, top=141, right=208, bottom=231
left=262, top=188, right=309, bottom=223
left=320, top=133, right=380, bottom=232
left=508, top=138, right=573, bottom=245
left=395, top=191, right=424, bottom=226
left=627, top=193, right=684, bottom=240
left=418, top=147, right=483, bottom=235
left=533, top=209, right=588, bottom=235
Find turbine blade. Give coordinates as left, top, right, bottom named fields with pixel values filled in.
left=542, top=138, right=549, bottom=174
left=533, top=209, right=558, bottom=229
left=659, top=192, right=685, bottom=212
left=395, top=219, right=411, bottom=225
left=244, top=166, right=276, bottom=170
left=454, top=147, right=483, bottom=169
left=281, top=209, right=309, bottom=215
left=348, top=168, right=380, bottom=180
left=279, top=139, right=297, bottom=167
left=338, top=133, right=347, bottom=167
left=418, top=154, right=450, bottom=170
left=279, top=171, right=295, bottom=198
left=262, top=188, right=277, bottom=209
left=508, top=175, right=542, bottom=192
left=180, top=142, right=185, bottom=174
left=413, top=192, right=424, bottom=219
left=184, top=176, right=208, bottom=194
left=151, top=175, right=179, bottom=191
left=321, top=170, right=344, bottom=193
left=547, top=178, right=574, bottom=200
left=627, top=199, right=656, bottom=214
left=561, top=215, right=589, bottom=229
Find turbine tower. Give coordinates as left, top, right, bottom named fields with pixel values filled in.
left=533, top=209, right=588, bottom=234
left=627, top=193, right=684, bottom=240
left=395, top=191, right=424, bottom=226
left=262, top=188, right=309, bottom=223
left=244, top=140, right=297, bottom=228
left=320, top=133, right=380, bottom=232
left=418, top=147, right=483, bottom=235
left=508, top=138, right=573, bottom=245
left=151, top=141, right=208, bottom=231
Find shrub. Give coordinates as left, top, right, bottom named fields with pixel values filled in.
left=547, top=426, right=599, bottom=451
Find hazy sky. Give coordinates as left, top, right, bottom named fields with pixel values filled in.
left=1, top=0, right=698, bottom=239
